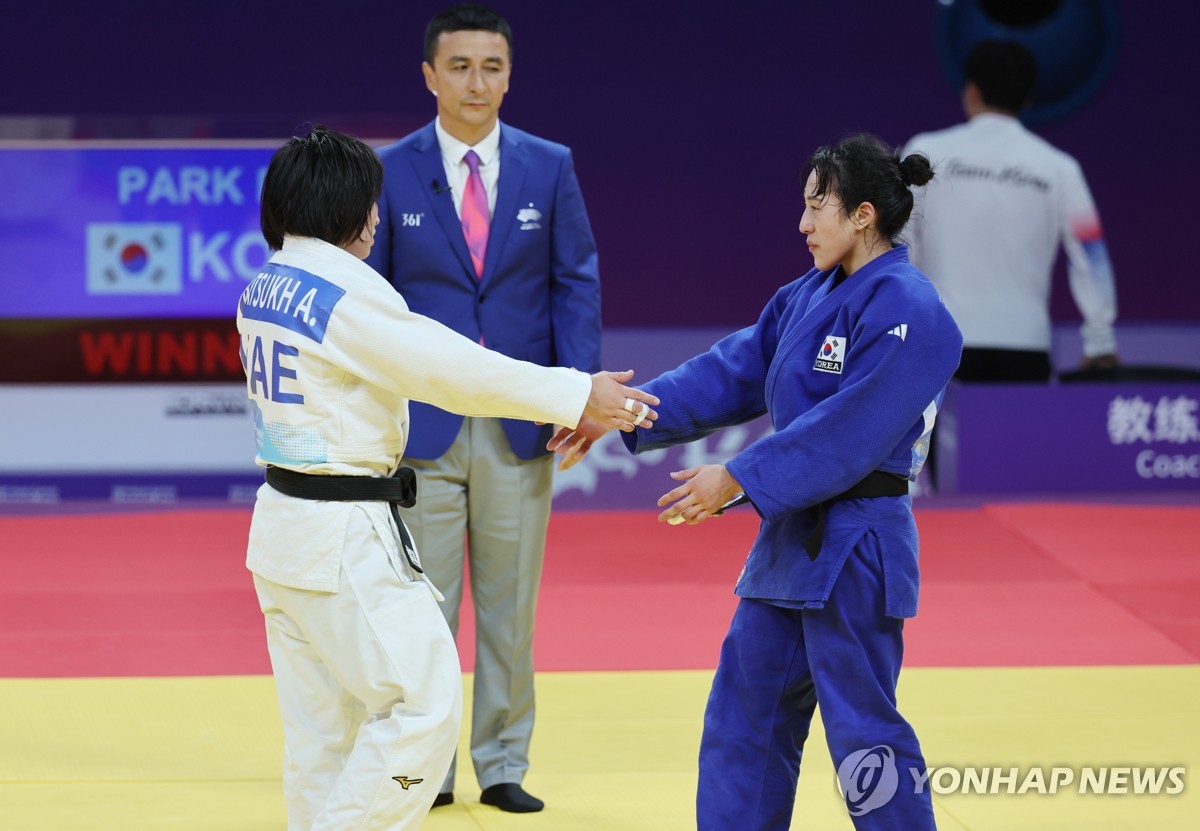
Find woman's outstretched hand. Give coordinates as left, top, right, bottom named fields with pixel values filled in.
left=547, top=370, right=658, bottom=471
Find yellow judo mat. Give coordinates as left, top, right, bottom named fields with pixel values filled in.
left=1, top=666, right=1196, bottom=830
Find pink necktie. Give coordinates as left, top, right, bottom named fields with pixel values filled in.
left=461, top=149, right=489, bottom=279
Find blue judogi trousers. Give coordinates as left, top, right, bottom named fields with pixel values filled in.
left=697, top=536, right=936, bottom=830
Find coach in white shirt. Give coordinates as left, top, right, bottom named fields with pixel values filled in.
left=903, top=38, right=1119, bottom=382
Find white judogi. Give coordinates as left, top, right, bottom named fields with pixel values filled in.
left=237, top=236, right=589, bottom=830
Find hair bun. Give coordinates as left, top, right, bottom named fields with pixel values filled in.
left=899, top=153, right=934, bottom=187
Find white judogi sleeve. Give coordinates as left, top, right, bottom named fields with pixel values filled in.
left=238, top=236, right=590, bottom=478
left=238, top=236, right=592, bottom=592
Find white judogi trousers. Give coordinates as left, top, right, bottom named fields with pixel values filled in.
left=253, top=506, right=462, bottom=831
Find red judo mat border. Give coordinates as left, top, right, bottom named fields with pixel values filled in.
left=1, top=498, right=1197, bottom=678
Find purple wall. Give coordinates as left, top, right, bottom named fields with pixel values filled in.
left=3, top=0, right=1194, bottom=328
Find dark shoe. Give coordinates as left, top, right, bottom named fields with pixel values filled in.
left=431, top=791, right=454, bottom=808
left=480, top=783, right=544, bottom=813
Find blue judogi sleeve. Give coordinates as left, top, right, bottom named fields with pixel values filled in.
left=622, top=280, right=799, bottom=449
left=625, top=257, right=959, bottom=521
left=622, top=247, right=962, bottom=614
left=725, top=275, right=961, bottom=522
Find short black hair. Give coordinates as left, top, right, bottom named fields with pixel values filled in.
left=806, top=133, right=934, bottom=246
left=259, top=126, right=382, bottom=251
left=424, top=3, right=513, bottom=65
left=965, top=39, right=1038, bottom=113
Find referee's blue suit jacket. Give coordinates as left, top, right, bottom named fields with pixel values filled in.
left=366, top=120, right=602, bottom=461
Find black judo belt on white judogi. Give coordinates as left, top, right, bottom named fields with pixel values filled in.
left=264, top=466, right=424, bottom=573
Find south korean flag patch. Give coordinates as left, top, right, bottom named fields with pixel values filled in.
left=814, top=335, right=845, bottom=374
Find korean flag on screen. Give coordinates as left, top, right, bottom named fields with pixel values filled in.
left=86, top=222, right=183, bottom=295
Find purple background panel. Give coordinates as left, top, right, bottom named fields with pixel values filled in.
left=1, top=1, right=1197, bottom=326
left=939, top=382, right=1200, bottom=494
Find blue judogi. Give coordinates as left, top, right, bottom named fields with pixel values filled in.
left=624, top=246, right=962, bottom=830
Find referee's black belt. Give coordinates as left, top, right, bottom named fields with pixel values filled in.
left=264, top=465, right=422, bottom=572
left=804, top=470, right=909, bottom=561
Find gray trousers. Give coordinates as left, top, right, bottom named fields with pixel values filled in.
left=400, top=416, right=553, bottom=793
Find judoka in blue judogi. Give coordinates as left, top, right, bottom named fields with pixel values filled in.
left=555, top=134, right=962, bottom=830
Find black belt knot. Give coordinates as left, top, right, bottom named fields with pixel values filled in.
left=264, top=465, right=421, bottom=572
left=803, top=470, right=909, bottom=561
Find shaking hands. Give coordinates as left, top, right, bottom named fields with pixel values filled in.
left=548, top=369, right=658, bottom=470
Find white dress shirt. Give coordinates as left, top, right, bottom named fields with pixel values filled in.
left=434, top=118, right=501, bottom=220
